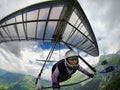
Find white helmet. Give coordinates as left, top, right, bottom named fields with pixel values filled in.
left=65, top=50, right=79, bottom=69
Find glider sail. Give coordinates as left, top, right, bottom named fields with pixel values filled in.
left=0, top=0, right=99, bottom=56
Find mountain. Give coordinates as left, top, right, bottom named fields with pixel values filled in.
left=116, top=49, right=120, bottom=55
left=0, top=71, right=26, bottom=84
left=0, top=69, right=52, bottom=90
left=0, top=69, right=7, bottom=76
left=0, top=69, right=35, bottom=90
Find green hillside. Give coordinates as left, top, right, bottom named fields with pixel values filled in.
left=0, top=70, right=52, bottom=90
left=0, top=82, right=9, bottom=89
left=77, top=54, right=120, bottom=90
left=0, top=70, right=34, bottom=90
left=101, top=54, right=120, bottom=90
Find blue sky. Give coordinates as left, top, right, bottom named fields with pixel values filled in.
left=0, top=0, right=120, bottom=80
left=37, top=42, right=67, bottom=50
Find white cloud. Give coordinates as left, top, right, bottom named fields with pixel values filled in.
left=0, top=46, right=25, bottom=72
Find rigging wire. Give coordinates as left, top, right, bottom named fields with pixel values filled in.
left=35, top=41, right=57, bottom=85
left=36, top=59, right=57, bottom=62
left=59, top=41, right=61, bottom=60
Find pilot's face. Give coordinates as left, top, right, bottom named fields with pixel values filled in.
left=68, top=57, right=78, bottom=65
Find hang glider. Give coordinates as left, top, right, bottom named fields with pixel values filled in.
left=0, top=0, right=99, bottom=56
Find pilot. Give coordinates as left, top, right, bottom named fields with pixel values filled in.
left=51, top=50, right=94, bottom=89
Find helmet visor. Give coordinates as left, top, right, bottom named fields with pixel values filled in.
left=68, top=57, right=78, bottom=61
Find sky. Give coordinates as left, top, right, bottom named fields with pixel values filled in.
left=0, top=0, right=120, bottom=81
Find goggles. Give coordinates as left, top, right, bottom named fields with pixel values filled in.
left=68, top=57, right=78, bottom=61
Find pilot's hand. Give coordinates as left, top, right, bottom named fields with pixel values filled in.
left=52, top=83, right=60, bottom=89
left=88, top=74, right=94, bottom=78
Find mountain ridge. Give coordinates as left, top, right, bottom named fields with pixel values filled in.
left=0, top=69, right=34, bottom=90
